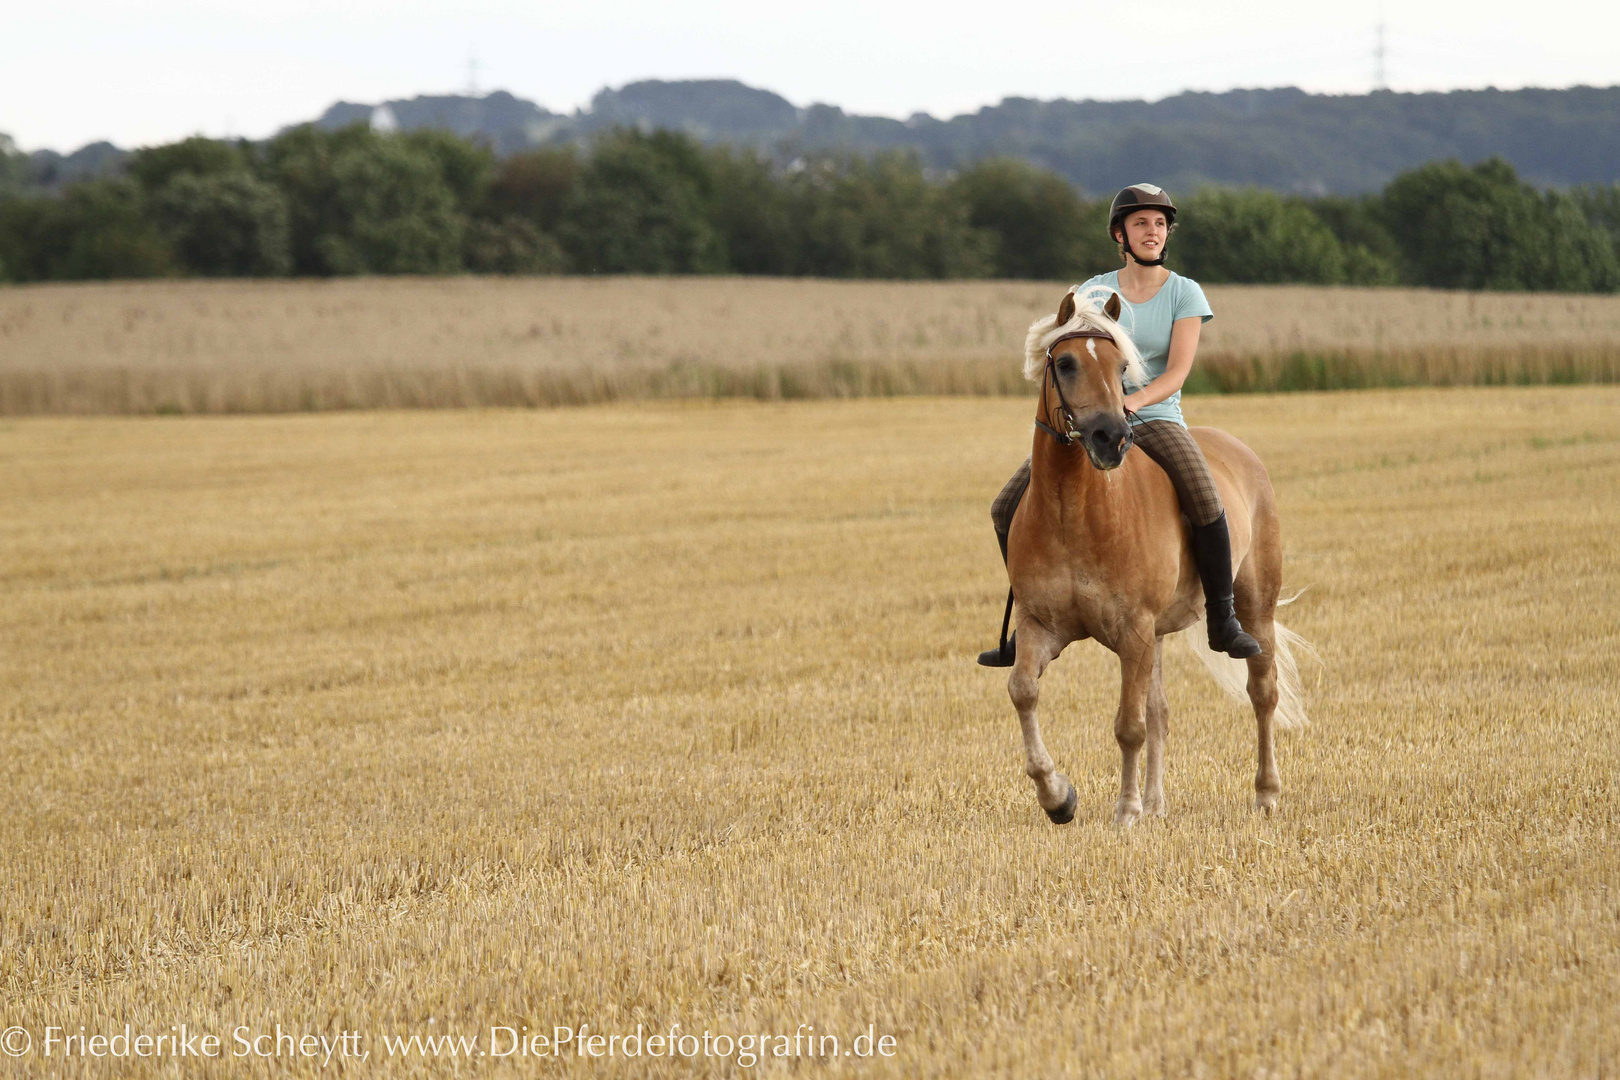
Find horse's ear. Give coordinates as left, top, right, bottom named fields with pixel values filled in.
left=1104, top=292, right=1122, bottom=322
left=1056, top=290, right=1076, bottom=326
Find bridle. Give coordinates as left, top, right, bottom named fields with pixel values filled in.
left=1035, top=328, right=1138, bottom=452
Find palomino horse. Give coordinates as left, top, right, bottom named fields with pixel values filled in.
left=1005, top=287, right=1311, bottom=827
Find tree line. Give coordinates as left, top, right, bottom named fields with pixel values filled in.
left=1, top=125, right=1616, bottom=291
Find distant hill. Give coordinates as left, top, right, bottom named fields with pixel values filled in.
left=12, top=79, right=1620, bottom=195
left=311, top=80, right=1620, bottom=195
left=313, top=90, right=570, bottom=157
left=23, top=141, right=129, bottom=189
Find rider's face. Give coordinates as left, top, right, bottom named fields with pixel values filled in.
left=1119, top=211, right=1169, bottom=262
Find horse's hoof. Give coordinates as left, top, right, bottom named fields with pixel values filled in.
left=1044, top=780, right=1077, bottom=825
left=1114, top=801, right=1141, bottom=828
left=1254, top=793, right=1279, bottom=816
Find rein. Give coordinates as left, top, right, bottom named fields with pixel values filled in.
left=1036, top=328, right=1139, bottom=451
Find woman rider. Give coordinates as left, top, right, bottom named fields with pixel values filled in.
left=977, top=183, right=1262, bottom=666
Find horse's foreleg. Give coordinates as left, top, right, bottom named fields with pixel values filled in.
left=1113, top=628, right=1157, bottom=827
left=1142, top=637, right=1169, bottom=817
left=1007, top=618, right=1074, bottom=825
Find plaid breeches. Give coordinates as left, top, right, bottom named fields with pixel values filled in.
left=990, top=458, right=1032, bottom=540
left=990, top=420, right=1224, bottom=538
left=1129, top=420, right=1224, bottom=526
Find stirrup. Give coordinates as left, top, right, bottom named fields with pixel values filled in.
left=979, top=587, right=1016, bottom=667
left=977, top=632, right=1016, bottom=668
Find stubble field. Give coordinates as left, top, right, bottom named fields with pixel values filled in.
left=2, top=385, right=1617, bottom=1077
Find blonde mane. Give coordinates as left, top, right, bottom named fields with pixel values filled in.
left=1023, top=285, right=1150, bottom=389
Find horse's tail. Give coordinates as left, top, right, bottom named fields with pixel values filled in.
left=1178, top=591, right=1318, bottom=730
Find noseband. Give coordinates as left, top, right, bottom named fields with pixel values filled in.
left=1036, top=328, right=1137, bottom=452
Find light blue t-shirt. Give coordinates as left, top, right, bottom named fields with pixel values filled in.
left=1078, top=271, right=1213, bottom=428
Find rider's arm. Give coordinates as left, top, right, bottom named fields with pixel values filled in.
left=1123, top=316, right=1201, bottom=412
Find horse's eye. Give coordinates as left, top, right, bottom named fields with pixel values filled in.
left=1057, top=358, right=1076, bottom=375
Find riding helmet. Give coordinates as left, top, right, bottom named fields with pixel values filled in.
left=1107, top=183, right=1178, bottom=238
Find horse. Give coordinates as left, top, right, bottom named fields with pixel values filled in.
left=1003, top=287, right=1312, bottom=827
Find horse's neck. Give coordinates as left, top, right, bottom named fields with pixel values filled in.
left=1028, top=439, right=1126, bottom=541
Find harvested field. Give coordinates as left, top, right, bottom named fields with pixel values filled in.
left=2, top=387, right=1617, bottom=1076
left=1, top=277, right=1618, bottom=413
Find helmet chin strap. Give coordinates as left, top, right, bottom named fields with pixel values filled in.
left=1122, top=234, right=1167, bottom=267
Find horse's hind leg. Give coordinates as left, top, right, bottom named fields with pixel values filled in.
left=1142, top=637, right=1169, bottom=817
left=1240, top=606, right=1281, bottom=814
left=1007, top=618, right=1075, bottom=824
left=1237, top=501, right=1283, bottom=814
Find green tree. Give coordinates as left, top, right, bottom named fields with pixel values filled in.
left=399, top=129, right=495, bottom=213
left=1382, top=158, right=1545, bottom=290
left=948, top=158, right=1109, bottom=279
left=705, top=147, right=797, bottom=275
left=484, top=147, right=580, bottom=235
left=262, top=125, right=466, bottom=275
left=1542, top=190, right=1619, bottom=292
left=473, top=147, right=578, bottom=272
left=151, top=173, right=291, bottom=276
left=0, top=133, right=29, bottom=195
left=0, top=180, right=173, bottom=281
left=128, top=136, right=254, bottom=191
left=323, top=139, right=464, bottom=273
left=1572, top=183, right=1620, bottom=236
left=262, top=124, right=371, bottom=275
left=1307, top=195, right=1402, bottom=284
left=560, top=129, right=727, bottom=274
left=788, top=152, right=994, bottom=279
left=1570, top=184, right=1620, bottom=293
left=1173, top=189, right=1352, bottom=284
left=463, top=217, right=567, bottom=274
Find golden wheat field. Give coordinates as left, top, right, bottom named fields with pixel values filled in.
left=2, top=277, right=1619, bottom=413
left=2, top=385, right=1617, bottom=1077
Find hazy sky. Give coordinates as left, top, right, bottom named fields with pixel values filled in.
left=6, top=0, right=1617, bottom=151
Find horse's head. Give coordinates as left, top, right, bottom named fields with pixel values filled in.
left=1027, top=289, right=1142, bottom=471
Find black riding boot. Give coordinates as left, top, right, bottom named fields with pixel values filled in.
left=1190, top=511, right=1262, bottom=659
left=977, top=529, right=1017, bottom=667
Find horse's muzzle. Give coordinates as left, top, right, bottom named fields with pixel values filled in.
left=1080, top=413, right=1132, bottom=471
